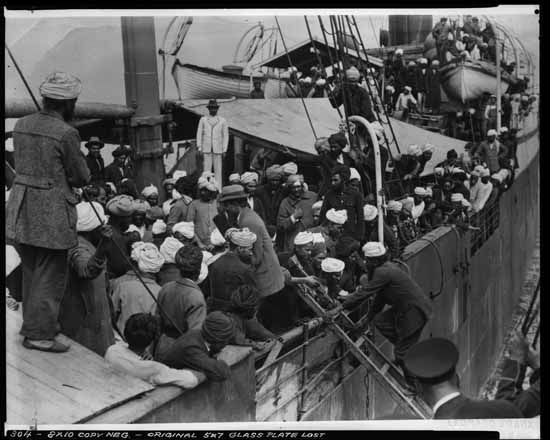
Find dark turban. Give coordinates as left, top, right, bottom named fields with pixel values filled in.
left=329, top=132, right=347, bottom=149
left=331, top=164, right=351, bottom=182
left=202, top=311, right=235, bottom=345
left=230, top=285, right=260, bottom=313
left=174, top=244, right=203, bottom=274
left=335, top=236, right=360, bottom=259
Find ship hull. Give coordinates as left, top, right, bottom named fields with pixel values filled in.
left=439, top=60, right=515, bottom=103
left=173, top=63, right=287, bottom=99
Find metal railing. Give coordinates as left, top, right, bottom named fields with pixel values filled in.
left=469, top=197, right=500, bottom=256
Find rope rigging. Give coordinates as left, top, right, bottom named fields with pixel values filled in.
left=5, top=43, right=41, bottom=111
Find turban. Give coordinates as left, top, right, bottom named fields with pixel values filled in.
left=127, top=224, right=142, bottom=239
left=266, top=165, right=284, bottom=179
left=451, top=193, right=464, bottom=202
left=500, top=127, right=509, bottom=133
left=173, top=170, right=187, bottom=181
left=408, top=61, right=416, bottom=67
left=335, top=236, right=360, bottom=259
left=471, top=169, right=481, bottom=177
left=294, top=231, right=314, bottom=246
left=434, top=167, right=445, bottom=176
left=385, top=85, right=395, bottom=93
left=175, top=244, right=203, bottom=274
left=202, top=311, right=235, bottom=345
left=228, top=173, right=241, bottom=184
left=162, top=200, right=175, bottom=216
left=345, top=66, right=360, bottom=80
left=414, top=187, right=428, bottom=196
left=76, top=201, right=106, bottom=232
left=152, top=219, right=167, bottom=235
left=39, top=71, right=82, bottom=100
left=303, top=76, right=312, bottom=84
left=329, top=132, right=347, bottom=148
left=362, top=241, right=387, bottom=257
left=422, top=144, right=435, bottom=153
left=105, top=182, right=117, bottom=194
left=210, top=228, right=226, bottom=247
left=395, top=48, right=404, bottom=55
left=287, top=174, right=302, bottom=187
left=226, top=227, right=257, bottom=247
left=163, top=178, right=175, bottom=187
left=321, top=257, right=345, bottom=273
left=106, top=195, right=135, bottom=216
left=404, top=86, right=412, bottom=92
left=432, top=60, right=440, bottom=66
left=461, top=199, right=471, bottom=208
left=240, top=171, right=259, bottom=185
left=141, top=185, right=159, bottom=198
left=198, top=177, right=217, bottom=192
left=312, top=233, right=325, bottom=245
left=407, top=144, right=422, bottom=156
left=282, top=162, right=298, bottom=175
left=326, top=208, right=347, bottom=225
left=400, top=196, right=414, bottom=212
left=130, top=242, right=165, bottom=274
left=312, top=200, right=323, bottom=214
left=425, top=187, right=433, bottom=197
left=451, top=168, right=466, bottom=176
left=173, top=221, right=195, bottom=239
left=231, top=285, right=259, bottom=312
left=132, top=199, right=151, bottom=214
left=316, top=78, right=326, bottom=87
left=363, top=204, right=378, bottom=221
left=487, top=129, right=497, bottom=137
left=314, top=137, right=331, bottom=154
left=6, top=245, right=21, bottom=277
left=521, top=95, right=529, bottom=101
left=420, top=58, right=428, bottom=64
left=160, top=236, right=184, bottom=264
left=349, top=168, right=362, bottom=182
left=481, top=168, right=491, bottom=177
left=386, top=200, right=403, bottom=212
left=146, top=206, right=165, bottom=221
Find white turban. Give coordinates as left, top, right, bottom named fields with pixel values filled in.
left=6, top=245, right=21, bottom=277
left=152, top=219, right=167, bottom=235
left=385, top=85, right=395, bottom=93
left=228, top=173, right=241, bottom=184
left=404, top=85, right=412, bottom=92
left=349, top=168, right=362, bottom=182
left=481, top=168, right=491, bottom=177
left=198, top=177, right=217, bottom=192
left=162, top=200, right=174, bottom=216
left=407, top=144, right=422, bottom=156
left=422, top=144, right=435, bottom=153
left=132, top=199, right=151, bottom=214
left=282, top=162, right=298, bottom=175
left=240, top=171, right=259, bottom=185
left=316, top=78, right=326, bottom=87
left=294, top=231, right=314, bottom=246
left=451, top=193, right=464, bottom=202
left=386, top=200, right=403, bottom=212
left=39, top=71, right=82, bottom=100
left=321, top=257, right=345, bottom=273
left=345, top=67, right=360, bottom=80
left=326, top=208, right=347, bottom=225
left=414, top=187, right=428, bottom=196
left=471, top=169, right=481, bottom=177
left=363, top=204, right=378, bottom=221
left=303, top=76, right=312, bottom=84
left=160, top=237, right=184, bottom=264
left=173, top=221, right=195, bottom=239
left=432, top=60, right=440, bottom=66
left=76, top=201, right=106, bottom=232
left=141, top=184, right=159, bottom=198
left=210, top=228, right=226, bottom=247
left=425, top=187, right=433, bottom=197
left=226, top=227, right=257, bottom=247
left=130, top=242, right=165, bottom=273
left=452, top=168, right=466, bottom=175
left=461, top=199, right=471, bottom=208
left=312, top=200, right=323, bottom=214
left=173, top=170, right=187, bottom=181
left=311, top=233, right=325, bottom=244
left=500, top=127, right=509, bottom=133
left=362, top=241, right=387, bottom=257
left=487, top=129, right=497, bottom=137
left=395, top=48, right=404, bottom=55
left=127, top=224, right=142, bottom=238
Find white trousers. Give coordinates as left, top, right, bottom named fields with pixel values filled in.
left=203, top=153, right=223, bottom=190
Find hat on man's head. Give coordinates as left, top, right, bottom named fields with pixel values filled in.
left=39, top=71, right=82, bottom=100
left=207, top=99, right=220, bottom=109
left=85, top=136, right=104, bottom=149
left=414, top=187, right=428, bottom=196
left=241, top=172, right=259, bottom=185
left=226, top=227, right=257, bottom=247
left=386, top=200, right=403, bottom=212
left=312, top=200, right=323, bottom=215
left=487, top=129, right=497, bottom=137
left=395, top=48, right=404, bottom=56
left=219, top=185, right=247, bottom=203
left=266, top=165, right=284, bottom=180
left=349, top=168, right=362, bottom=182
left=431, top=60, right=440, bottom=66
left=326, top=208, right=348, bottom=225
left=76, top=201, right=106, bottom=232
left=282, top=162, right=298, bottom=175
left=202, top=311, right=235, bottom=345
left=294, top=231, right=314, bottom=246
left=321, top=257, right=345, bottom=273
left=345, top=66, right=360, bottom=80
left=106, top=194, right=135, bottom=216
left=173, top=221, right=195, bottom=239
left=403, top=338, right=459, bottom=384
left=362, top=241, right=386, bottom=258
left=112, top=146, right=129, bottom=158
left=363, top=204, right=378, bottom=221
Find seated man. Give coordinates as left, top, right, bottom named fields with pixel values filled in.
left=105, top=313, right=205, bottom=388
left=156, top=311, right=235, bottom=382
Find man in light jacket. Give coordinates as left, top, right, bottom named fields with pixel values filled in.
left=196, top=99, right=229, bottom=190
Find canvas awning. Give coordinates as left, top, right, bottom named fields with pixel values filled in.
left=172, top=98, right=467, bottom=176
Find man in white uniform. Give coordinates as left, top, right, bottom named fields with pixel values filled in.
left=196, top=99, right=229, bottom=190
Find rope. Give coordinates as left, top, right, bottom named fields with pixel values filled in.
left=274, top=16, right=317, bottom=140
left=416, top=236, right=445, bottom=300
left=5, top=43, right=41, bottom=110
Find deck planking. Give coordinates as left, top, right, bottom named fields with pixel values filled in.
left=6, top=307, right=155, bottom=425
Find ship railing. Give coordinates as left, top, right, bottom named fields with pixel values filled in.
left=469, top=197, right=500, bottom=256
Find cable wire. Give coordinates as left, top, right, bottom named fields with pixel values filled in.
left=5, top=43, right=41, bottom=110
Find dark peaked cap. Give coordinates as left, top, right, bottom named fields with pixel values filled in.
left=403, top=338, right=459, bottom=382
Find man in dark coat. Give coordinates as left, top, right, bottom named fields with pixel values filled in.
left=362, top=204, right=400, bottom=259
left=404, top=338, right=524, bottom=419
left=427, top=60, right=442, bottom=113
left=255, top=165, right=286, bottom=227
left=320, top=165, right=364, bottom=242
left=6, top=72, right=91, bottom=352
left=104, top=195, right=136, bottom=280
left=104, top=146, right=134, bottom=186
left=84, top=136, right=106, bottom=184
left=340, top=242, right=433, bottom=368
left=157, top=311, right=235, bottom=382
left=329, top=66, right=375, bottom=123
left=207, top=228, right=257, bottom=312
left=415, top=59, right=430, bottom=113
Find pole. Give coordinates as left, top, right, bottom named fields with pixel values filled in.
left=5, top=43, right=41, bottom=111
left=349, top=115, right=384, bottom=243
left=495, top=32, right=502, bottom=133
left=121, top=17, right=166, bottom=200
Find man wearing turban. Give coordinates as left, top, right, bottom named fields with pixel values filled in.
left=157, top=311, right=233, bottom=382
left=59, top=202, right=114, bottom=356
left=84, top=136, right=106, bottom=185
left=172, top=221, right=196, bottom=245
left=6, top=72, right=91, bottom=352
left=157, top=236, right=184, bottom=286
left=104, top=194, right=136, bottom=280
left=207, top=227, right=257, bottom=313
left=166, top=175, right=195, bottom=233
left=241, top=171, right=267, bottom=222
left=255, top=165, right=286, bottom=226
left=329, top=65, right=375, bottom=123
left=186, top=177, right=218, bottom=249
left=362, top=204, right=400, bottom=259
left=141, top=184, right=159, bottom=207
left=131, top=199, right=151, bottom=239
left=110, top=241, right=164, bottom=335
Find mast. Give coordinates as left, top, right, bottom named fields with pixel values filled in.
left=121, top=16, right=168, bottom=200
left=495, top=26, right=502, bottom=133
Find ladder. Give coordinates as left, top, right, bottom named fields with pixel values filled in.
left=295, top=283, right=433, bottom=419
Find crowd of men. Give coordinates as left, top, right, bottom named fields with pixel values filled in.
left=4, top=71, right=539, bottom=419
